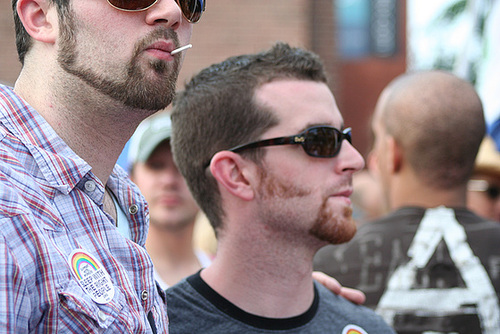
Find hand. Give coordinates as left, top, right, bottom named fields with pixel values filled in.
left=312, top=271, right=366, bottom=305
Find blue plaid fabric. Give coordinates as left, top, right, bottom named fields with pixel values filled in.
left=0, top=84, right=168, bottom=333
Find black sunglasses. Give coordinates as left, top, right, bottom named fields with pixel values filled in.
left=232, top=125, right=351, bottom=157
left=107, top=0, right=206, bottom=23
left=204, top=126, right=351, bottom=169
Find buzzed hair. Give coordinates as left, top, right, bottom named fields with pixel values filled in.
left=380, top=70, right=485, bottom=188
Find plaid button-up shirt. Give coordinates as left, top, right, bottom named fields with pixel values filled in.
left=0, top=84, right=168, bottom=333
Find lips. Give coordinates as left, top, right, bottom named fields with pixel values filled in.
left=144, top=41, right=176, bottom=60
left=334, top=189, right=353, bottom=197
left=328, top=187, right=353, bottom=208
left=157, top=194, right=183, bottom=206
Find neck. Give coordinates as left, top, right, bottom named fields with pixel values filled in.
left=146, top=221, right=202, bottom=286
left=390, top=173, right=467, bottom=210
left=201, top=219, right=317, bottom=318
left=14, top=67, right=154, bottom=185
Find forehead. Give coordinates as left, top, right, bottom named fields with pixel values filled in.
left=148, top=140, right=172, bottom=159
left=254, top=79, right=343, bottom=135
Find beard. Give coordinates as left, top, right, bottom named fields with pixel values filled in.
left=309, top=200, right=356, bottom=244
left=256, top=167, right=357, bottom=245
left=57, top=12, right=180, bottom=111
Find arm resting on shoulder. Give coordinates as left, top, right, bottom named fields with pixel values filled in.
left=312, top=271, right=366, bottom=305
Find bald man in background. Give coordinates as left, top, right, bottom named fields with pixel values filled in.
left=314, top=70, right=500, bottom=333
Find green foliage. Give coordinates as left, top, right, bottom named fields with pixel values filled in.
left=438, top=0, right=467, bottom=21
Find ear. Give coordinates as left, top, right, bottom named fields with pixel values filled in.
left=387, top=136, right=403, bottom=173
left=17, top=0, right=58, bottom=44
left=209, top=151, right=255, bottom=201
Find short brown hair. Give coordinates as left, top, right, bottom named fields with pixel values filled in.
left=171, top=42, right=328, bottom=232
left=12, top=0, right=71, bottom=65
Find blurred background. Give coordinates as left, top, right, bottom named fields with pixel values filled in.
left=1, top=0, right=498, bottom=159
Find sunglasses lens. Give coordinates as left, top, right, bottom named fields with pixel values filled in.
left=304, top=128, right=341, bottom=157
left=487, top=186, right=500, bottom=200
left=178, top=0, right=205, bottom=23
left=108, top=0, right=157, bottom=10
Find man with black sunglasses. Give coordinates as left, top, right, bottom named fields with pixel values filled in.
left=166, top=42, right=395, bottom=333
left=1, top=0, right=203, bottom=332
left=315, top=70, right=500, bottom=333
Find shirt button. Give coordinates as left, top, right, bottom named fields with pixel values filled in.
left=129, top=204, right=139, bottom=215
left=84, top=180, right=96, bottom=192
left=98, top=310, right=107, bottom=322
left=141, top=290, right=149, bottom=301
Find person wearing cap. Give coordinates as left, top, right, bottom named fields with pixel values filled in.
left=128, top=111, right=213, bottom=289
left=467, top=136, right=500, bottom=222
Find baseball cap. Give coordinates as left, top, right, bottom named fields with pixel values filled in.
left=128, top=111, right=173, bottom=167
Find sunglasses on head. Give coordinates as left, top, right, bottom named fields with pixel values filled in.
left=230, top=126, right=352, bottom=158
left=107, top=0, right=205, bottom=23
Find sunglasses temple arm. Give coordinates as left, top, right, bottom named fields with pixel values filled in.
left=229, top=136, right=296, bottom=153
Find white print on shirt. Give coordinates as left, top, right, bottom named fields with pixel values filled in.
left=376, top=206, right=500, bottom=334
left=68, top=249, right=115, bottom=304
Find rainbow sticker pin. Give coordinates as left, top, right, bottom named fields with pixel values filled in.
left=68, top=249, right=115, bottom=304
left=71, top=250, right=100, bottom=280
left=342, top=324, right=368, bottom=334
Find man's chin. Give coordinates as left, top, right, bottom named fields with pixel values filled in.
left=310, top=208, right=357, bottom=245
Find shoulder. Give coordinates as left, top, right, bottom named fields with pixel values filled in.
left=166, top=277, right=194, bottom=299
left=360, top=207, right=425, bottom=229
left=455, top=208, right=500, bottom=229
left=166, top=274, right=208, bottom=315
left=166, top=275, right=234, bottom=333
left=314, top=282, right=395, bottom=332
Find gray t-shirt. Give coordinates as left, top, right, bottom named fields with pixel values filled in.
left=167, top=271, right=395, bottom=333
left=314, top=206, right=500, bottom=333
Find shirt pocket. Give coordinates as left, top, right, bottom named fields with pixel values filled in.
left=58, top=279, right=132, bottom=333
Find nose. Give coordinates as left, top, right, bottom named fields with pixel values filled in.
left=159, top=166, right=183, bottom=187
left=145, top=0, right=183, bottom=29
left=336, top=140, right=365, bottom=174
